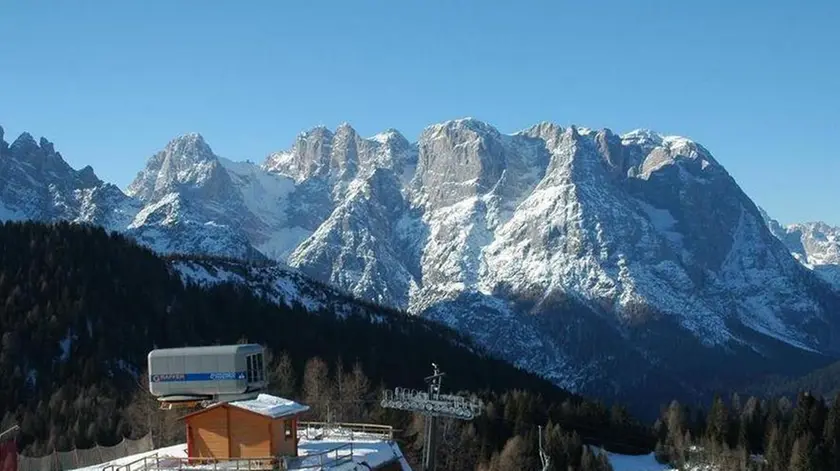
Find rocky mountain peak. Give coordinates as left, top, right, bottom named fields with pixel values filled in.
left=620, top=128, right=663, bottom=145
left=335, top=122, right=356, bottom=135
left=264, top=123, right=415, bottom=203
left=521, top=121, right=564, bottom=143
left=76, top=165, right=101, bottom=186
left=424, top=117, right=501, bottom=140
left=300, top=125, right=334, bottom=140
left=592, top=128, right=632, bottom=178
left=9, top=132, right=39, bottom=155
left=370, top=128, right=408, bottom=145
left=126, top=132, right=230, bottom=202
left=333, top=124, right=361, bottom=157
left=263, top=126, right=335, bottom=182
left=763, top=213, right=840, bottom=289
left=412, top=118, right=510, bottom=209
left=163, top=132, right=215, bottom=163
left=4, top=118, right=840, bottom=413
left=0, top=127, right=8, bottom=155
left=38, top=137, right=56, bottom=155
left=367, top=129, right=416, bottom=178
left=0, top=126, right=136, bottom=229
left=4, top=131, right=80, bottom=180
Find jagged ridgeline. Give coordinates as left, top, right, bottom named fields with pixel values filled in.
left=3, top=120, right=840, bottom=422
left=0, top=221, right=653, bottom=463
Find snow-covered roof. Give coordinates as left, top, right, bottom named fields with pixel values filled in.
left=228, top=393, right=310, bottom=419
left=293, top=425, right=411, bottom=470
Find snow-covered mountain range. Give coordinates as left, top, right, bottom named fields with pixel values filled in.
left=2, top=120, right=839, bottom=410
left=761, top=209, right=840, bottom=290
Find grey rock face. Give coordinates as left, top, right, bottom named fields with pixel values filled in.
left=263, top=124, right=417, bottom=240
left=264, top=126, right=335, bottom=183
left=289, top=168, right=422, bottom=308
left=3, top=120, right=839, bottom=411
left=0, top=129, right=137, bottom=229
left=124, top=134, right=267, bottom=260
left=762, top=209, right=840, bottom=291
left=127, top=133, right=241, bottom=209
left=282, top=120, right=840, bottom=404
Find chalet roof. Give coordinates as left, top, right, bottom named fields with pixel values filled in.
left=181, top=393, right=310, bottom=421
left=229, top=394, right=310, bottom=419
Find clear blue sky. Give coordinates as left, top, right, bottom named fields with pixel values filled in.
left=1, top=1, right=838, bottom=225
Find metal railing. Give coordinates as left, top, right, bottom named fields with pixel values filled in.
left=85, top=422, right=393, bottom=471
left=163, top=456, right=277, bottom=471
left=102, top=452, right=159, bottom=471
left=297, top=421, right=394, bottom=441
left=0, top=426, right=19, bottom=441
left=281, top=443, right=353, bottom=470
left=108, top=455, right=279, bottom=471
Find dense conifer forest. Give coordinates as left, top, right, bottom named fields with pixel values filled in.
left=653, top=391, right=840, bottom=470
left=8, top=221, right=840, bottom=469
left=0, top=221, right=654, bottom=470
left=753, top=359, right=840, bottom=402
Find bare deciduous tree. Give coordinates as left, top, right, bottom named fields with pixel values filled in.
left=302, top=357, right=332, bottom=421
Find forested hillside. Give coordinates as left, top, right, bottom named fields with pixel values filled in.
left=0, top=221, right=652, bottom=470
left=752, top=359, right=840, bottom=402
left=653, top=391, right=840, bottom=470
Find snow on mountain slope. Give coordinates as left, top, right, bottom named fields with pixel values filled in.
left=122, top=134, right=270, bottom=260
left=1, top=128, right=300, bottom=261
left=262, top=123, right=417, bottom=234
left=172, top=258, right=336, bottom=313
left=271, top=125, right=422, bottom=308
left=762, top=210, right=840, bottom=291
left=218, top=157, right=310, bottom=260
left=281, top=119, right=840, bottom=407
left=0, top=126, right=140, bottom=230
left=406, top=119, right=549, bottom=313
left=405, top=121, right=829, bottom=352
left=288, top=169, right=421, bottom=308
left=3, top=120, right=839, bottom=413
left=480, top=125, right=731, bottom=345
left=264, top=124, right=416, bottom=189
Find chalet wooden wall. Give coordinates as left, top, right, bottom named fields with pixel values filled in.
left=185, top=404, right=303, bottom=460
left=270, top=417, right=297, bottom=457
left=228, top=408, right=271, bottom=458
left=187, top=407, right=229, bottom=459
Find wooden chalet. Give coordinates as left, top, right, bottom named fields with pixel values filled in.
left=180, top=394, right=310, bottom=461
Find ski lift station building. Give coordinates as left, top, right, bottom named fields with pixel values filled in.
left=147, top=344, right=311, bottom=461
left=148, top=344, right=268, bottom=404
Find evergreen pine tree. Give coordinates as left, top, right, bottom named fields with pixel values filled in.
left=824, top=393, right=840, bottom=471
left=653, top=440, right=669, bottom=464
left=706, top=395, right=730, bottom=449
left=595, top=451, right=613, bottom=471
left=579, top=446, right=596, bottom=471
left=788, top=433, right=814, bottom=471
left=764, top=423, right=784, bottom=471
